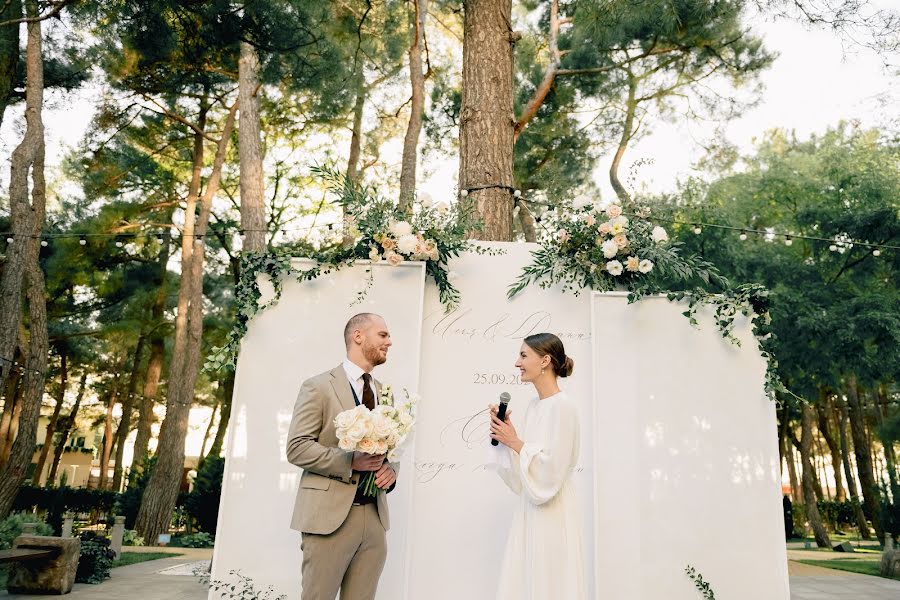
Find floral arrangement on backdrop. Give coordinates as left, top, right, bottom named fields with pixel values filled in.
left=205, top=165, right=493, bottom=372
left=509, top=196, right=784, bottom=397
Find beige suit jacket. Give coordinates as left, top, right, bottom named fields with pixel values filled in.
left=286, top=364, right=393, bottom=534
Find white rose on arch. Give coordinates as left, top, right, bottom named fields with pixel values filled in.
left=651, top=226, right=669, bottom=243
left=418, top=192, right=433, bottom=208
left=606, top=260, right=624, bottom=276
left=601, top=239, right=619, bottom=259
left=639, top=259, right=654, bottom=273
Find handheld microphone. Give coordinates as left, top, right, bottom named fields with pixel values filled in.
left=491, top=392, right=512, bottom=446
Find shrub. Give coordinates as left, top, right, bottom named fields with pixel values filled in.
left=75, top=531, right=115, bottom=584
left=117, top=457, right=156, bottom=530
left=177, top=532, right=214, bottom=548
left=122, top=529, right=145, bottom=546
left=185, top=456, right=224, bottom=535
left=0, top=513, right=54, bottom=550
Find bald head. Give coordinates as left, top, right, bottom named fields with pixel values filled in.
left=344, top=313, right=377, bottom=348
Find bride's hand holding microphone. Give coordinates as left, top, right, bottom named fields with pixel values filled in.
left=489, top=403, right=523, bottom=453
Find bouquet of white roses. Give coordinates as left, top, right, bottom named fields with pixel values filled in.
left=334, top=385, right=418, bottom=497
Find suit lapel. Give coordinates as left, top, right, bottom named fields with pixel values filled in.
left=329, top=365, right=357, bottom=412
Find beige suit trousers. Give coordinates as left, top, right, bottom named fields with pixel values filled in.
left=300, top=504, right=387, bottom=600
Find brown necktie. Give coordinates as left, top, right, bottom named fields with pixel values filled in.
left=361, top=373, right=375, bottom=410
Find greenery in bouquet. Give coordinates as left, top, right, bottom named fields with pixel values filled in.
left=206, top=165, right=494, bottom=372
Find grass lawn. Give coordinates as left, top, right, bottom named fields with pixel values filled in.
left=113, top=551, right=183, bottom=568
left=798, top=558, right=900, bottom=580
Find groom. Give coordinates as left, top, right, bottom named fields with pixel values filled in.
left=286, top=312, right=398, bottom=600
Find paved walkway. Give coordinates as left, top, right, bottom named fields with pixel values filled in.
left=5, top=547, right=900, bottom=599
left=2, top=547, right=212, bottom=600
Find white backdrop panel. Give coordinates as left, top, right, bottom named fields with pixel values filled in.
left=408, top=243, right=596, bottom=600
left=591, top=293, right=790, bottom=600
left=211, top=260, right=426, bottom=600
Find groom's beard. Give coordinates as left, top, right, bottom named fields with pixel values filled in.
left=363, top=343, right=387, bottom=366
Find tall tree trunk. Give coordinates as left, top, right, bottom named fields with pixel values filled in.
left=47, top=371, right=86, bottom=485
left=32, top=349, right=66, bottom=485
left=845, top=375, right=883, bottom=541
left=0, top=0, right=21, bottom=131
left=0, top=388, right=23, bottom=467
left=801, top=403, right=831, bottom=548
left=0, top=0, right=47, bottom=520
left=816, top=395, right=845, bottom=501
left=609, top=71, right=637, bottom=203
left=206, top=361, right=235, bottom=460
left=347, top=70, right=366, bottom=183
left=97, top=385, right=118, bottom=490
left=399, top=0, right=429, bottom=211
left=836, top=392, right=870, bottom=538
left=790, top=429, right=823, bottom=502
left=517, top=201, right=537, bottom=243
left=136, top=101, right=238, bottom=544
left=0, top=366, right=22, bottom=462
left=132, top=231, right=171, bottom=479
left=874, top=385, right=899, bottom=503
left=779, top=403, right=800, bottom=502
left=238, top=41, right=266, bottom=253
left=112, top=335, right=146, bottom=491
left=0, top=0, right=43, bottom=398
left=459, top=0, right=516, bottom=241
left=197, top=400, right=218, bottom=470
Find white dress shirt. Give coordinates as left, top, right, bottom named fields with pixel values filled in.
left=342, top=358, right=378, bottom=406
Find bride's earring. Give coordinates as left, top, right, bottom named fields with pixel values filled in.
left=541, top=367, right=545, bottom=375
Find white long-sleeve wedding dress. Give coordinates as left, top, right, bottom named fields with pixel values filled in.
left=491, top=391, right=588, bottom=600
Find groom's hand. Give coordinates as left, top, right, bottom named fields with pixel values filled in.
left=352, top=452, right=385, bottom=472
left=374, top=463, right=397, bottom=490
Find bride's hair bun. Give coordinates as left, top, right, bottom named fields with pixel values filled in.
left=523, top=333, right=574, bottom=378
left=558, top=355, right=575, bottom=378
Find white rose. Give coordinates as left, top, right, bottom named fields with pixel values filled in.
left=558, top=229, right=570, bottom=243
left=598, top=222, right=612, bottom=236
left=435, top=201, right=450, bottom=214
left=573, top=195, right=592, bottom=210
left=374, top=440, right=389, bottom=455
left=606, top=260, right=624, bottom=276
left=606, top=204, right=623, bottom=218
left=335, top=410, right=358, bottom=430
left=399, top=412, right=414, bottom=427
left=390, top=220, right=413, bottom=237
left=583, top=214, right=595, bottom=227
left=639, top=259, right=654, bottom=273
left=602, top=239, right=619, bottom=259
left=338, top=437, right=356, bottom=451
left=418, top=192, right=433, bottom=208
left=372, top=414, right=394, bottom=438
left=368, top=247, right=381, bottom=262
left=397, top=233, right=419, bottom=255
left=357, top=437, right=377, bottom=454
left=651, top=226, right=669, bottom=243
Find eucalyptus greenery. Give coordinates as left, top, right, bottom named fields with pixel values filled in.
left=509, top=198, right=784, bottom=396
left=199, top=569, right=286, bottom=600
left=685, top=565, right=717, bottom=599
left=206, top=166, right=493, bottom=372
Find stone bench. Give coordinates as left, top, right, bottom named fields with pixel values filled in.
left=4, top=534, right=81, bottom=595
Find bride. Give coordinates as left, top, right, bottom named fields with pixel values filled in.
left=488, top=332, right=588, bottom=600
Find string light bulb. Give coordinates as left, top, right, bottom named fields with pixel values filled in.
left=873, top=249, right=881, bottom=257
left=784, top=236, right=793, bottom=246
left=460, top=189, right=469, bottom=198
left=513, top=189, right=522, bottom=198
left=6, top=237, right=13, bottom=244
left=739, top=232, right=748, bottom=241
left=115, top=240, right=124, bottom=248
left=40, top=240, right=48, bottom=247
left=693, top=226, right=702, bottom=235
left=829, top=244, right=838, bottom=252
left=79, top=238, right=87, bottom=246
